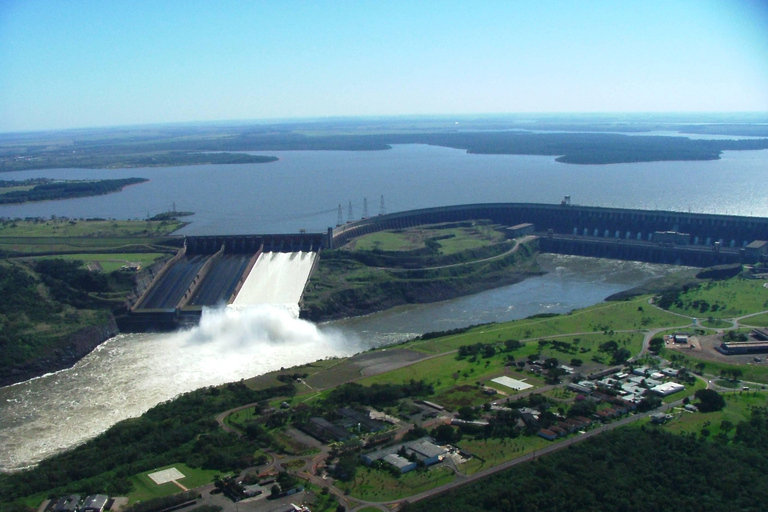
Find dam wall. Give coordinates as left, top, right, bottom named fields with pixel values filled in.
left=332, top=203, right=768, bottom=249
left=332, top=203, right=768, bottom=262
left=186, top=232, right=328, bottom=254
left=538, top=235, right=742, bottom=267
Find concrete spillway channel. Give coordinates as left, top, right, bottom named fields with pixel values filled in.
left=135, top=255, right=210, bottom=310
left=187, top=254, right=253, bottom=306
left=125, top=246, right=318, bottom=331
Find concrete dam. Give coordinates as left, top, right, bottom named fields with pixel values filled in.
left=331, top=202, right=768, bottom=267
left=122, top=233, right=326, bottom=331
left=123, top=202, right=767, bottom=331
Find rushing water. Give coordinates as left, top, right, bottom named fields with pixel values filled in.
left=0, top=254, right=684, bottom=471
left=0, top=141, right=766, bottom=471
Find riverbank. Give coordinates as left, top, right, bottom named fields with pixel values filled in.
left=0, top=318, right=119, bottom=388
left=302, top=226, right=541, bottom=322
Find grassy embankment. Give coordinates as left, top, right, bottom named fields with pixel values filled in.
left=0, top=217, right=183, bottom=385
left=4, top=271, right=767, bottom=509
left=302, top=221, right=541, bottom=321
left=653, top=276, right=768, bottom=384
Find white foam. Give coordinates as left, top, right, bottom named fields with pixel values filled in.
left=232, top=251, right=316, bottom=315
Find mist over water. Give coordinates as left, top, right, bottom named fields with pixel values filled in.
left=0, top=305, right=360, bottom=472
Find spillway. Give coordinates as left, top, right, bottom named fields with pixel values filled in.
left=231, top=251, right=316, bottom=315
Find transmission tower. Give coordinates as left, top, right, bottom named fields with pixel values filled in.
left=336, top=204, right=343, bottom=226
left=348, top=201, right=354, bottom=223
left=379, top=195, right=386, bottom=216
left=362, top=197, right=369, bottom=219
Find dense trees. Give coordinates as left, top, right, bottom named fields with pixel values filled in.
left=324, top=380, right=433, bottom=408
left=694, top=389, right=726, bottom=413
left=0, top=178, right=148, bottom=204
left=0, top=382, right=294, bottom=503
left=404, top=410, right=768, bottom=512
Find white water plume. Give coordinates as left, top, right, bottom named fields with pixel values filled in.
left=0, top=305, right=359, bottom=472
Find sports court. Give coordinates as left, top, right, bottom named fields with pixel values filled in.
left=148, top=467, right=185, bottom=485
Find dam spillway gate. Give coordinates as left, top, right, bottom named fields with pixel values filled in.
left=121, top=232, right=327, bottom=332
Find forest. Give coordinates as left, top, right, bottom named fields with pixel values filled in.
left=0, top=259, right=125, bottom=384
left=0, top=381, right=295, bottom=504
left=0, top=152, right=276, bottom=172
left=0, top=178, right=148, bottom=204
left=403, top=407, right=768, bottom=512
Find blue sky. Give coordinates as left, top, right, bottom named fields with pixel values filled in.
left=1, top=0, right=767, bottom=132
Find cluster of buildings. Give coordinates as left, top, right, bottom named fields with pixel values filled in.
left=51, top=495, right=109, bottom=512
left=568, top=366, right=685, bottom=403
left=361, top=437, right=448, bottom=474
left=538, top=416, right=593, bottom=441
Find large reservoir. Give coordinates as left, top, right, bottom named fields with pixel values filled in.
left=0, top=141, right=766, bottom=471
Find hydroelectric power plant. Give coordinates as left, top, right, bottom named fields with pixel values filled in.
left=123, top=200, right=768, bottom=332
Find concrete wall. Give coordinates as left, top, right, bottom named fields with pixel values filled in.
left=332, top=203, right=768, bottom=249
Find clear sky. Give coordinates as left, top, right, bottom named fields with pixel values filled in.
left=1, top=0, right=767, bottom=132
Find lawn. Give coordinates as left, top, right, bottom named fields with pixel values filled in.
left=0, top=218, right=182, bottom=255
left=409, top=297, right=686, bottom=355
left=653, top=391, right=768, bottom=440
left=457, top=436, right=551, bottom=475
left=337, top=465, right=455, bottom=501
left=31, top=252, right=167, bottom=272
left=225, top=406, right=260, bottom=429
left=742, top=312, right=768, bottom=327
left=700, top=318, right=733, bottom=329
left=667, top=278, right=768, bottom=319
left=352, top=222, right=504, bottom=255
left=127, top=463, right=225, bottom=504
left=0, top=218, right=182, bottom=237
left=356, top=352, right=517, bottom=402
left=660, top=348, right=768, bottom=385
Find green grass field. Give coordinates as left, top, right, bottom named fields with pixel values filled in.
left=458, top=436, right=551, bottom=475
left=660, top=347, right=768, bottom=384
left=0, top=218, right=182, bottom=237
left=128, top=463, right=225, bottom=504
left=0, top=218, right=182, bottom=255
left=742, top=312, right=768, bottom=327
left=651, top=391, right=768, bottom=439
left=352, top=222, right=504, bottom=255
left=668, top=278, right=768, bottom=319
left=338, top=465, right=455, bottom=501
left=410, top=297, right=682, bottom=355
left=31, top=252, right=167, bottom=272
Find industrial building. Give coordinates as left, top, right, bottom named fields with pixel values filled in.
left=361, top=437, right=448, bottom=473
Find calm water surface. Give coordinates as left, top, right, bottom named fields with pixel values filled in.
left=0, top=143, right=764, bottom=471
left=0, top=145, right=766, bottom=234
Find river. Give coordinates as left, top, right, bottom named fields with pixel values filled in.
left=1, top=141, right=766, bottom=471
left=0, top=254, right=684, bottom=472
